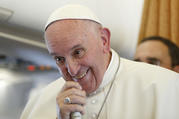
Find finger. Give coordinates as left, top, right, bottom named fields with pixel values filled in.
left=65, top=88, right=86, bottom=97
left=63, top=104, right=85, bottom=115
left=56, top=89, right=86, bottom=106
left=67, top=95, right=86, bottom=105
left=57, top=88, right=86, bottom=102
left=62, top=81, right=82, bottom=91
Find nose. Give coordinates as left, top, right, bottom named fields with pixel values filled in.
left=66, top=58, right=80, bottom=76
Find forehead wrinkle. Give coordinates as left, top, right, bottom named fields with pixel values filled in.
left=49, top=38, right=83, bottom=55
left=57, top=20, right=101, bottom=36
left=46, top=20, right=100, bottom=57
left=49, top=44, right=83, bottom=59
left=46, top=19, right=101, bottom=42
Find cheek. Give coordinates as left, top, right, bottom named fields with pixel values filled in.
left=81, top=56, right=94, bottom=68
left=57, top=66, right=68, bottom=79
left=84, top=57, right=99, bottom=77
left=58, top=67, right=64, bottom=75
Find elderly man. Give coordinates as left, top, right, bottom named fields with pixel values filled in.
left=134, top=36, right=179, bottom=73
left=21, top=4, right=179, bottom=119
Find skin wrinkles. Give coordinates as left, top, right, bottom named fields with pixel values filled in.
left=45, top=19, right=111, bottom=94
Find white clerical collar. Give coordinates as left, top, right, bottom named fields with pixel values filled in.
left=99, top=49, right=120, bottom=89
left=89, top=49, right=120, bottom=96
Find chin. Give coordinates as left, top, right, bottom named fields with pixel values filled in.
left=81, top=81, right=97, bottom=94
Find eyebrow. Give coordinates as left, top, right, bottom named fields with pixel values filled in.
left=134, top=57, right=160, bottom=63
left=50, top=44, right=82, bottom=56
left=134, top=58, right=141, bottom=61
left=146, top=57, right=160, bottom=62
left=71, top=44, right=82, bottom=51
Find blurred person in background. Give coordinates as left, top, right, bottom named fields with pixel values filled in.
left=134, top=36, right=179, bottom=73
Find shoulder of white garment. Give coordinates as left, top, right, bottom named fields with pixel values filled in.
left=20, top=77, right=65, bottom=119
left=97, top=58, right=179, bottom=119
left=20, top=89, right=41, bottom=119
left=39, top=77, right=66, bottom=100
left=118, top=58, right=179, bottom=89
left=42, top=77, right=65, bottom=92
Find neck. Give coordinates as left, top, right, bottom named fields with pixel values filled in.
left=105, top=51, right=112, bottom=70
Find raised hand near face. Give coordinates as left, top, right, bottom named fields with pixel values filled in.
left=56, top=81, right=86, bottom=119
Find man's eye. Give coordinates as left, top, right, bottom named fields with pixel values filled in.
left=147, top=58, right=160, bottom=66
left=73, top=49, right=85, bottom=58
left=148, top=61, right=156, bottom=65
left=148, top=61, right=160, bottom=65
left=134, top=59, right=141, bottom=62
left=55, top=57, right=65, bottom=65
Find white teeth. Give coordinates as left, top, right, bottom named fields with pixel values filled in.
left=75, top=71, right=87, bottom=79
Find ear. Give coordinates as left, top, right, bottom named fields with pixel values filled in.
left=100, top=27, right=111, bottom=53
left=173, top=65, right=179, bottom=73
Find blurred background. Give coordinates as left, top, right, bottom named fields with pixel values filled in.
left=0, top=28, right=60, bottom=119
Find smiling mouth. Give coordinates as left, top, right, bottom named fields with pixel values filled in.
left=73, top=69, right=89, bottom=81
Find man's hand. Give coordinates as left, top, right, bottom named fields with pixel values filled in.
left=56, top=81, right=86, bottom=119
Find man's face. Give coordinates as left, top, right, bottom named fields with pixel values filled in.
left=45, top=20, right=110, bottom=94
left=134, top=40, right=172, bottom=69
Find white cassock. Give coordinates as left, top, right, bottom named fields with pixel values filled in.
left=20, top=49, right=179, bottom=119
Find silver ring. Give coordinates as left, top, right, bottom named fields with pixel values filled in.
left=64, top=97, right=71, bottom=104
